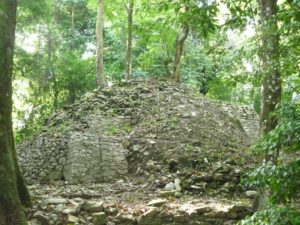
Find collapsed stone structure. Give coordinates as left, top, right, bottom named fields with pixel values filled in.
left=17, top=79, right=259, bottom=185
left=18, top=115, right=129, bottom=184
left=207, top=100, right=259, bottom=139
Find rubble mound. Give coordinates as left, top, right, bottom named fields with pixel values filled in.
left=18, top=79, right=260, bottom=225
left=18, top=79, right=258, bottom=185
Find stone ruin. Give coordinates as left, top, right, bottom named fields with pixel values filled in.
left=206, top=100, right=259, bottom=139
left=17, top=79, right=259, bottom=185
left=18, top=115, right=129, bottom=184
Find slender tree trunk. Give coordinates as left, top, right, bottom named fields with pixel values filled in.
left=46, top=26, right=58, bottom=111
left=70, top=3, right=76, bottom=50
left=96, top=0, right=105, bottom=86
left=161, top=33, right=172, bottom=77
left=0, top=0, right=28, bottom=224
left=125, top=0, right=134, bottom=80
left=71, top=3, right=75, bottom=33
left=259, top=0, right=281, bottom=163
left=163, top=59, right=172, bottom=77
left=53, top=76, right=59, bottom=111
left=173, top=26, right=189, bottom=83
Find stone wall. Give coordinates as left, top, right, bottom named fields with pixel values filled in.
left=18, top=134, right=69, bottom=183
left=63, top=115, right=128, bottom=184
left=18, top=115, right=128, bottom=184
left=208, top=100, right=260, bottom=139
left=235, top=110, right=259, bottom=139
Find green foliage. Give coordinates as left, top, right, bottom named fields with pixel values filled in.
left=207, top=77, right=234, bottom=101
left=184, top=143, right=193, bottom=153
left=224, top=0, right=258, bottom=30
left=56, top=51, right=96, bottom=104
left=239, top=205, right=300, bottom=225
left=122, top=124, right=133, bottom=133
left=18, top=0, right=51, bottom=27
left=243, top=161, right=300, bottom=204
left=241, top=101, right=300, bottom=223
left=167, top=117, right=179, bottom=129
left=107, top=127, right=119, bottom=135
left=253, top=101, right=300, bottom=156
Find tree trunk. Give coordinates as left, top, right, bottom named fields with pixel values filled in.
left=96, top=0, right=105, bottom=86
left=125, top=0, right=134, bottom=80
left=161, top=33, right=172, bottom=77
left=71, top=3, right=75, bottom=33
left=0, top=0, right=29, bottom=224
left=70, top=3, right=76, bottom=50
left=163, top=59, right=172, bottom=77
left=12, top=137, right=32, bottom=208
left=258, top=0, right=281, bottom=210
left=259, top=0, right=281, bottom=163
left=47, top=26, right=58, bottom=111
left=173, top=26, right=189, bottom=83
left=53, top=74, right=59, bottom=111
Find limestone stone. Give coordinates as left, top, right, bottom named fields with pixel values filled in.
left=68, top=215, right=79, bottom=223
left=174, top=178, right=181, bottom=192
left=82, top=201, right=104, bottom=212
left=164, top=182, right=175, bottom=191
left=190, top=185, right=203, bottom=190
left=44, top=197, right=68, bottom=205
left=174, top=192, right=182, bottom=198
left=28, top=219, right=43, bottom=225
left=147, top=199, right=167, bottom=207
left=62, top=206, right=80, bottom=215
left=32, top=212, right=50, bottom=225
left=245, top=190, right=259, bottom=198
left=115, top=214, right=136, bottom=225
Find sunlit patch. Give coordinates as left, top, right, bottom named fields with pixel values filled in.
left=12, top=79, right=31, bottom=129
left=16, top=33, right=39, bottom=53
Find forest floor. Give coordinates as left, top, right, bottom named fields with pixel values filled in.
left=28, top=174, right=255, bottom=225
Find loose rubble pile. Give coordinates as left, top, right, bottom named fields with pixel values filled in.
left=18, top=79, right=260, bottom=225
left=28, top=177, right=256, bottom=225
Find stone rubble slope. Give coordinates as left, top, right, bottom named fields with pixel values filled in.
left=18, top=79, right=258, bottom=185
left=17, top=79, right=260, bottom=225
left=28, top=178, right=254, bottom=225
